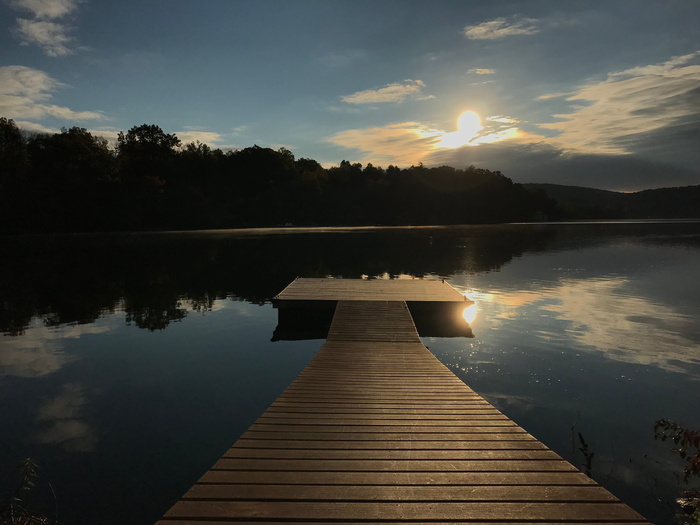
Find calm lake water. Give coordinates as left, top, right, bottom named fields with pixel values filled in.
left=1, top=222, right=699, bottom=524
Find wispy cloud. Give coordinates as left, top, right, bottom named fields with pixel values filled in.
left=540, top=51, right=700, bottom=156
left=11, top=120, right=120, bottom=145
left=176, top=129, right=223, bottom=146
left=467, top=68, right=495, bottom=75
left=464, top=16, right=540, bottom=40
left=16, top=18, right=74, bottom=56
left=0, top=65, right=104, bottom=120
left=328, top=122, right=441, bottom=166
left=341, top=79, right=431, bottom=104
left=487, top=116, right=520, bottom=124
left=9, top=0, right=80, bottom=19
left=8, top=0, right=82, bottom=56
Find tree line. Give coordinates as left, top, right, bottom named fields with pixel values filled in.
left=0, top=118, right=558, bottom=233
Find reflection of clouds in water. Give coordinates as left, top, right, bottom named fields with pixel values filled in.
left=0, top=321, right=111, bottom=377
left=31, top=383, right=97, bottom=452
left=481, top=392, right=537, bottom=413
left=464, top=279, right=700, bottom=377
left=541, top=278, right=699, bottom=376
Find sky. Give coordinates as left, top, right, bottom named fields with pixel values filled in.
left=1, top=0, right=699, bottom=191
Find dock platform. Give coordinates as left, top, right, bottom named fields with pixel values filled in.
left=156, top=279, right=647, bottom=524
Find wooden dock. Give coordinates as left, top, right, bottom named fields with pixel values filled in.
left=157, top=279, right=647, bottom=524
left=274, top=277, right=472, bottom=304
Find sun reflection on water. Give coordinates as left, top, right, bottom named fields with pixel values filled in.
left=463, top=303, right=478, bottom=324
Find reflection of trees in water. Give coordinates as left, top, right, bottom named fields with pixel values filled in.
left=654, top=419, right=700, bottom=523
left=125, top=301, right=187, bottom=331
left=1, top=222, right=698, bottom=334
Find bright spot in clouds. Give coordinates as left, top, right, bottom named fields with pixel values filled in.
left=438, top=111, right=483, bottom=148
left=328, top=110, right=530, bottom=167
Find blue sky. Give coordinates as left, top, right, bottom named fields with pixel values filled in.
left=1, top=0, right=699, bottom=191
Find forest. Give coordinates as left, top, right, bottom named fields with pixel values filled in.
left=0, top=118, right=558, bottom=233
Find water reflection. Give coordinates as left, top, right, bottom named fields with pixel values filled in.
left=540, top=278, right=700, bottom=376
left=427, top=229, right=700, bottom=524
left=0, top=321, right=112, bottom=377
left=459, top=277, right=700, bottom=378
left=1, top=222, right=699, bottom=524
left=31, top=383, right=97, bottom=452
left=462, top=303, right=478, bottom=324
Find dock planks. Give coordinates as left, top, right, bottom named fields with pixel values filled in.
left=157, top=280, right=647, bottom=524
left=274, top=276, right=471, bottom=304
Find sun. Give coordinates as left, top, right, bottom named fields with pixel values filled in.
left=437, top=110, right=484, bottom=148
left=457, top=111, right=482, bottom=137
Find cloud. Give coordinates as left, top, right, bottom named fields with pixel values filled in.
left=12, top=120, right=120, bottom=145
left=31, top=382, right=98, bottom=452
left=426, top=140, right=699, bottom=191
left=15, top=18, right=73, bottom=56
left=328, top=115, right=538, bottom=168
left=0, top=65, right=104, bottom=121
left=9, top=0, right=80, bottom=19
left=341, top=79, right=429, bottom=104
left=328, top=121, right=442, bottom=166
left=464, top=16, right=540, bottom=40
left=8, top=0, right=82, bottom=56
left=176, top=129, right=223, bottom=146
left=467, top=68, right=495, bottom=75
left=540, top=52, right=700, bottom=161
left=329, top=116, right=699, bottom=191
left=487, top=115, right=520, bottom=124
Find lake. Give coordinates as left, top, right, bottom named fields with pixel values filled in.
left=1, top=222, right=699, bottom=524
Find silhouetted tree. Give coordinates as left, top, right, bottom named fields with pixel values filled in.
left=0, top=118, right=30, bottom=232
left=25, top=127, right=117, bottom=231
left=224, top=145, right=299, bottom=225
left=116, top=124, right=181, bottom=228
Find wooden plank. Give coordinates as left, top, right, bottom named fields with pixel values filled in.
left=241, top=431, right=533, bottom=441
left=221, top=448, right=561, bottom=460
left=253, top=417, right=514, bottom=425
left=260, top=412, right=507, bottom=419
left=210, top=458, right=578, bottom=472
left=273, top=277, right=471, bottom=303
left=163, top=522, right=644, bottom=525
left=196, top=469, right=598, bottom=485
left=156, top=290, right=649, bottom=524
left=162, top=501, right=645, bottom=521
left=269, top=403, right=495, bottom=410
left=248, top=424, right=522, bottom=433
left=275, top=394, right=494, bottom=401
left=182, top=484, right=619, bottom=502
left=231, top=439, right=546, bottom=450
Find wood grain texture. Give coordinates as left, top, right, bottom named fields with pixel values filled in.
left=156, top=285, right=648, bottom=524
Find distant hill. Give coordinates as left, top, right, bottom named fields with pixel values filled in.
left=523, top=183, right=700, bottom=219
